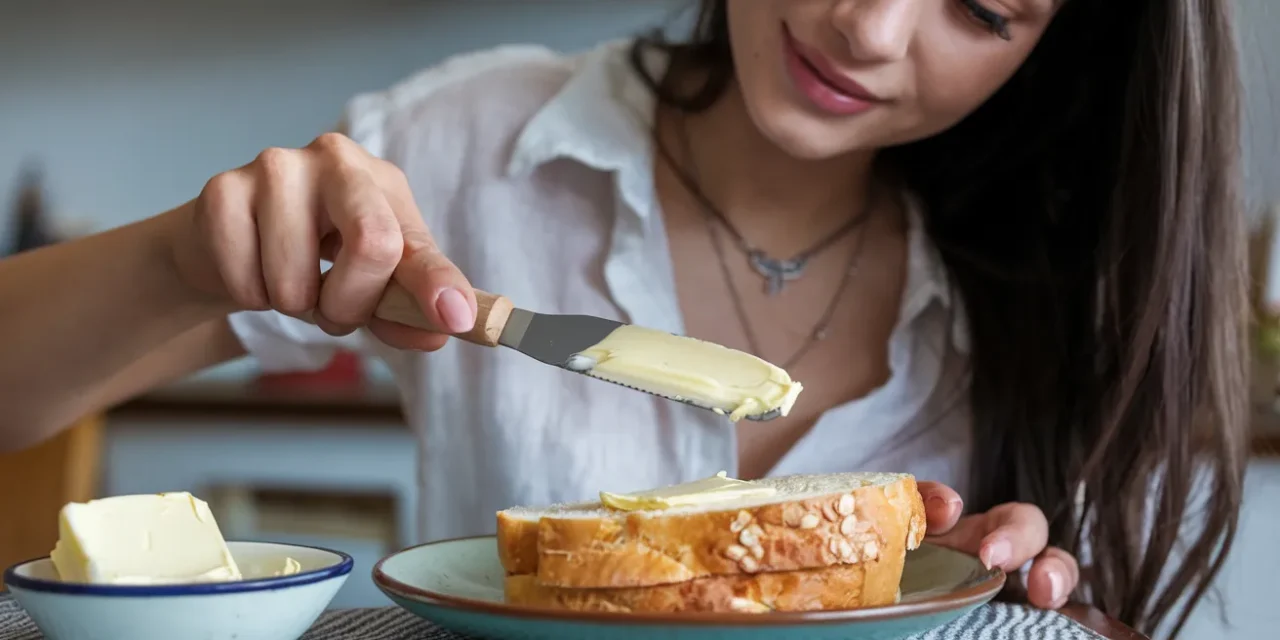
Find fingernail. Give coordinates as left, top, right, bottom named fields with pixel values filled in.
left=920, top=488, right=962, bottom=509
left=435, top=288, right=474, bottom=333
left=1048, top=569, right=1066, bottom=605
left=926, top=497, right=957, bottom=521
left=981, top=539, right=1011, bottom=570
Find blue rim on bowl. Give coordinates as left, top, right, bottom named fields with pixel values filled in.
left=372, top=535, right=1007, bottom=628
left=3, top=541, right=354, bottom=597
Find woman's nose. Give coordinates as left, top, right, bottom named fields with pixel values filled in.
left=830, top=0, right=920, bottom=63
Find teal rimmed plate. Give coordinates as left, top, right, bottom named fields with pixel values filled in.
left=373, top=536, right=1004, bottom=640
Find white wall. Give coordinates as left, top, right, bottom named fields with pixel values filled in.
left=0, top=0, right=687, bottom=248
left=1181, top=460, right=1280, bottom=640
left=1239, top=0, right=1280, bottom=217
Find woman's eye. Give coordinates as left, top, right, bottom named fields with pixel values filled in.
left=959, top=0, right=1013, bottom=41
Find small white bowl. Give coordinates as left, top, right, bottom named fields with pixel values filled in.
left=3, top=541, right=352, bottom=640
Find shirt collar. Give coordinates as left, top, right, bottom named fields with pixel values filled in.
left=505, top=39, right=969, bottom=354
left=506, top=40, right=655, bottom=192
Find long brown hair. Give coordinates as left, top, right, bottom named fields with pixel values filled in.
left=631, top=1, right=1249, bottom=636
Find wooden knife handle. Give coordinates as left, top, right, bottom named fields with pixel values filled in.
left=373, top=283, right=513, bottom=347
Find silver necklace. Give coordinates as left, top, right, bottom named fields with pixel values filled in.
left=657, top=115, right=873, bottom=369
left=705, top=207, right=868, bottom=369
left=663, top=119, right=873, bottom=296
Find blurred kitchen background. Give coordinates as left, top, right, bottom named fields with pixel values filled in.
left=0, top=0, right=1277, bottom=637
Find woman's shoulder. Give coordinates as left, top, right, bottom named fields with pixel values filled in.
left=340, top=44, right=589, bottom=164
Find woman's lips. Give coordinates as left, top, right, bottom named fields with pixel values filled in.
left=782, top=26, right=881, bottom=116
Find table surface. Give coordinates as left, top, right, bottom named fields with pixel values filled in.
left=1056, top=603, right=1148, bottom=640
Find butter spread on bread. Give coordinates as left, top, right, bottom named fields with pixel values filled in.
left=600, top=471, right=777, bottom=511
left=569, top=324, right=803, bottom=421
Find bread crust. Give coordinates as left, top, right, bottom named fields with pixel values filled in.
left=497, top=475, right=926, bottom=589
left=504, top=555, right=904, bottom=613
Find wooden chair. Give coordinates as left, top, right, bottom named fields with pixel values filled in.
left=0, top=414, right=103, bottom=587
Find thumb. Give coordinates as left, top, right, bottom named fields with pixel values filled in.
left=393, top=225, right=476, bottom=335
left=928, top=503, right=1049, bottom=572
left=376, top=177, right=476, bottom=336
left=926, top=513, right=993, bottom=559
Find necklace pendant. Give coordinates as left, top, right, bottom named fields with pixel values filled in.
left=748, top=251, right=807, bottom=296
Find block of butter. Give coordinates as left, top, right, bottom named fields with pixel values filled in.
left=50, top=492, right=245, bottom=585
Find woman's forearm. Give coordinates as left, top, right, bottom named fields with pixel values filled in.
left=0, top=207, right=239, bottom=450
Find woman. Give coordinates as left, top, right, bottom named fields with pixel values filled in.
left=0, top=0, right=1246, bottom=635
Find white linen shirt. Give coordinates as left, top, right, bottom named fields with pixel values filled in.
left=227, top=40, right=974, bottom=544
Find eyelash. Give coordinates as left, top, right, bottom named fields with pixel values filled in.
left=959, top=0, right=1013, bottom=41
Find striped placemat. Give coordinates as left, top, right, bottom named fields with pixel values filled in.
left=0, top=593, right=1103, bottom=639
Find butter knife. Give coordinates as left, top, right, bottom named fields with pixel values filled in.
left=328, top=283, right=786, bottom=422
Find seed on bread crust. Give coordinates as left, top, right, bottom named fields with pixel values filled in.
left=729, top=597, right=770, bottom=613
left=836, top=539, right=855, bottom=562
left=739, top=555, right=760, bottom=573
left=837, top=494, right=856, bottom=516
left=738, top=524, right=764, bottom=548
left=863, top=540, right=879, bottom=560
left=730, top=510, right=752, bottom=533
left=839, top=515, right=858, bottom=536
left=782, top=503, right=805, bottom=527
left=749, top=544, right=765, bottom=560
left=724, top=544, right=748, bottom=561
left=822, top=502, right=838, bottom=522
left=799, top=513, right=820, bottom=529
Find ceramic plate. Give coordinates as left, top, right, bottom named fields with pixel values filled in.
left=373, top=536, right=1004, bottom=640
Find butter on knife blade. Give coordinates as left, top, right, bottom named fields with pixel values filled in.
left=345, top=283, right=805, bottom=421
left=566, top=324, right=802, bottom=421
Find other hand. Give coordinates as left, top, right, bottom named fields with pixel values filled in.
left=917, top=481, right=1079, bottom=610
left=168, top=133, right=474, bottom=350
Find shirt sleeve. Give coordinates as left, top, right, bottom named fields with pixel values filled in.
left=226, top=310, right=372, bottom=373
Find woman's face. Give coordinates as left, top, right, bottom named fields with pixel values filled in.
left=726, top=0, right=1061, bottom=159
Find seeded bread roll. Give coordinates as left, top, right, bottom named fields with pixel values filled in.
left=496, top=472, right=926, bottom=589
left=504, top=555, right=904, bottom=613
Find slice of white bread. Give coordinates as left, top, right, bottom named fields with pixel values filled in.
left=504, top=555, right=904, bottom=613
left=497, top=472, right=926, bottom=589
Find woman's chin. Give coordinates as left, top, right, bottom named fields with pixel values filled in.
left=754, top=111, right=877, bottom=161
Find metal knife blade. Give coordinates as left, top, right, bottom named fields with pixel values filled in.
left=495, top=307, right=621, bottom=368
left=362, top=283, right=782, bottom=421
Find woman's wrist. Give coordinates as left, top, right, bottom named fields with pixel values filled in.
left=147, top=203, right=241, bottom=321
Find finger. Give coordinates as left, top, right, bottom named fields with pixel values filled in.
left=367, top=317, right=452, bottom=352
left=378, top=168, right=476, bottom=334
left=917, top=481, right=964, bottom=535
left=315, top=233, right=354, bottom=334
left=313, top=155, right=403, bottom=331
left=1026, top=547, right=1079, bottom=609
left=198, top=169, right=268, bottom=310
left=253, top=147, right=320, bottom=317
left=926, top=514, right=990, bottom=556
left=926, top=503, right=1049, bottom=572
left=976, top=503, right=1050, bottom=572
